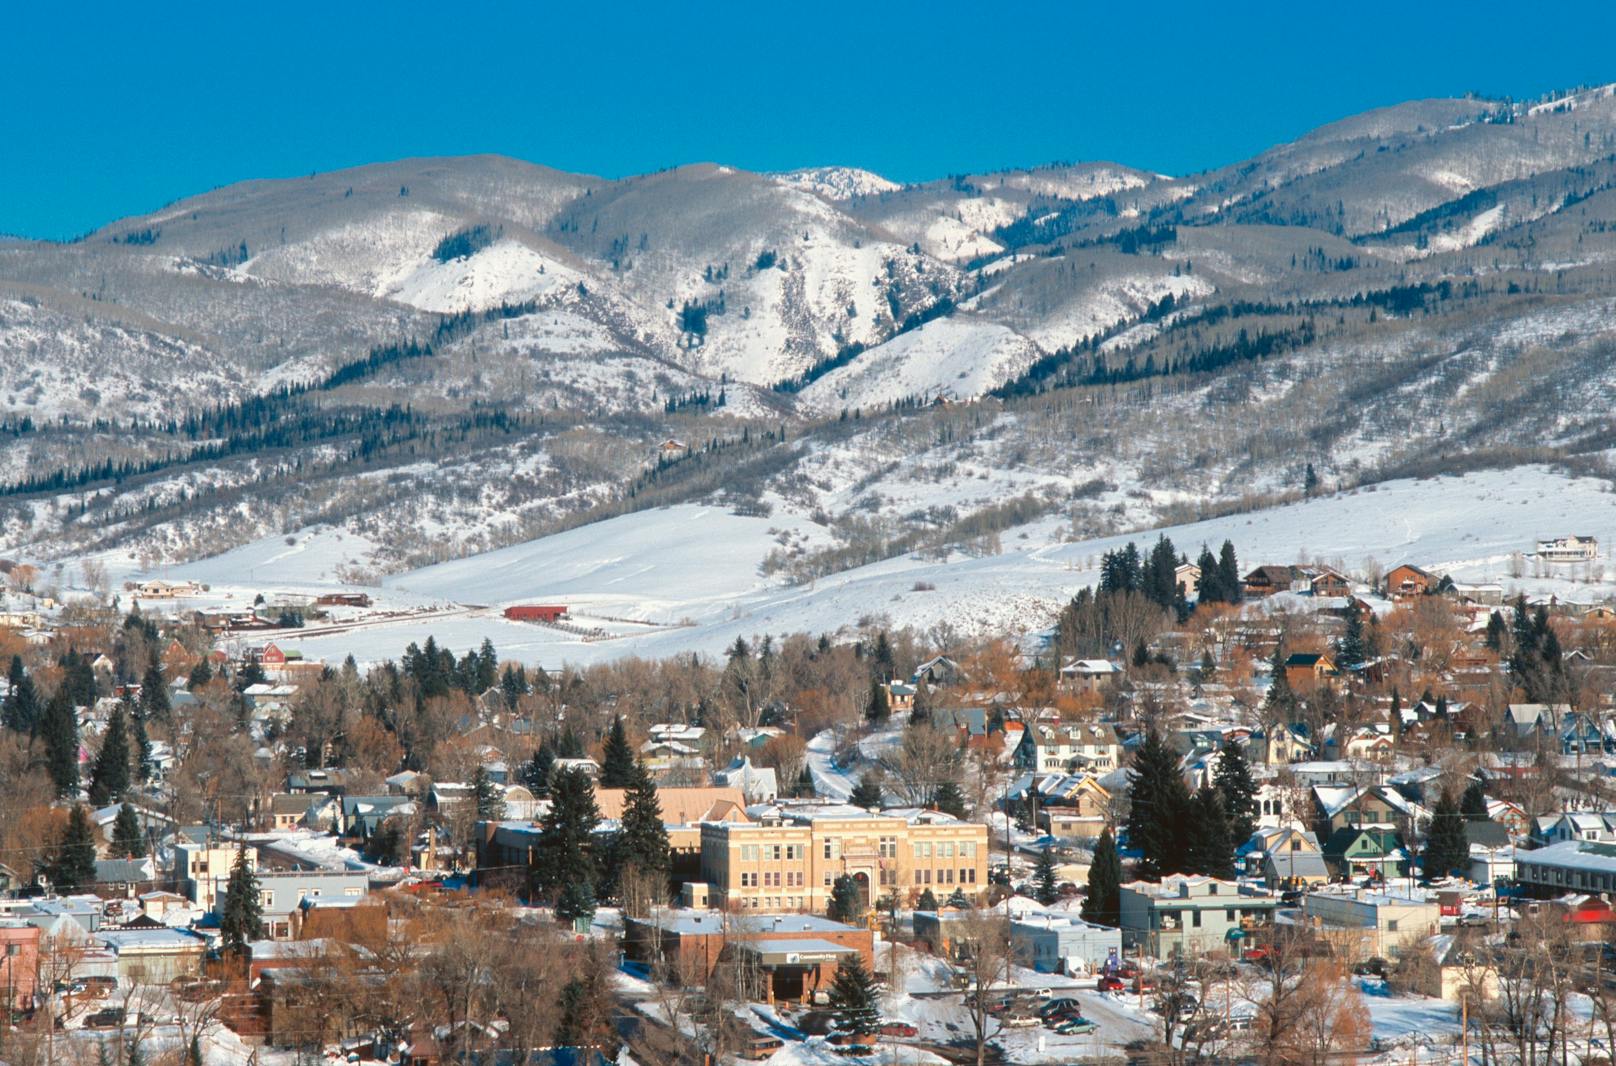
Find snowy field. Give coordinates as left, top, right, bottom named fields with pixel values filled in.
left=122, top=464, right=1616, bottom=667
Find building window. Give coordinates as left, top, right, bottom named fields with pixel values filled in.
left=880, top=837, right=897, bottom=858
left=967, top=868, right=977, bottom=883
left=1191, top=911, right=1202, bottom=928
left=1387, top=919, right=1399, bottom=933
left=824, top=842, right=834, bottom=859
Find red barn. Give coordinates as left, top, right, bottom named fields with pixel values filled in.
left=504, top=605, right=568, bottom=622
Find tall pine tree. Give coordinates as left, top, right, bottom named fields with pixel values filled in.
left=1126, top=728, right=1191, bottom=881
left=472, top=765, right=506, bottom=820
left=599, top=716, right=636, bottom=788
left=46, top=804, right=97, bottom=892
left=1184, top=785, right=1235, bottom=879
left=41, top=686, right=80, bottom=797
left=1217, top=540, right=1242, bottom=603
left=111, top=804, right=147, bottom=858
left=533, top=768, right=601, bottom=898
left=1423, top=789, right=1469, bottom=880
left=88, top=704, right=132, bottom=806
left=1034, top=846, right=1059, bottom=905
left=2, top=657, right=40, bottom=735
left=826, top=951, right=880, bottom=1033
left=1212, top=742, right=1259, bottom=845
left=616, top=759, right=671, bottom=891
left=219, top=843, right=263, bottom=953
left=1081, top=827, right=1122, bottom=926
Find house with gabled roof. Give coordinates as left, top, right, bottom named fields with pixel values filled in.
left=1321, top=827, right=1410, bottom=880
left=1385, top=563, right=1437, bottom=599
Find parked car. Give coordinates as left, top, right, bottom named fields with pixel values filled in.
left=1097, top=975, right=1125, bottom=992
left=84, top=1009, right=125, bottom=1030
left=1051, top=1017, right=1098, bottom=1035
left=1038, top=998, right=1083, bottom=1018
left=877, top=1021, right=917, bottom=1038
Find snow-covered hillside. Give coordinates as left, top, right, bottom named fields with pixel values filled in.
left=151, top=465, right=1616, bottom=668
left=798, top=318, right=1040, bottom=412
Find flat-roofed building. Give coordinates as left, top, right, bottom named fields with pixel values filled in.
left=697, top=803, right=988, bottom=914
left=623, top=910, right=873, bottom=1005
left=1120, top=876, right=1280, bottom=958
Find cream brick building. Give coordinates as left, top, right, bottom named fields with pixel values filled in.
left=695, top=804, right=989, bottom=913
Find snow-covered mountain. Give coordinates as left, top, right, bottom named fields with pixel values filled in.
left=8, top=83, right=1616, bottom=588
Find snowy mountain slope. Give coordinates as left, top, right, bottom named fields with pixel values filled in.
left=773, top=167, right=902, bottom=201
left=797, top=317, right=1041, bottom=412
left=212, top=464, right=1616, bottom=668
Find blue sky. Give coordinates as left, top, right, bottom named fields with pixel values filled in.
left=5, top=0, right=1615, bottom=239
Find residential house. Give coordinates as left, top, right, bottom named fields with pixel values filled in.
left=1307, top=569, right=1353, bottom=598
left=1282, top=652, right=1339, bottom=690
left=912, top=656, right=965, bottom=687
left=1119, top=876, right=1280, bottom=957
left=1384, top=564, right=1437, bottom=599
left=1034, top=775, right=1112, bottom=842
left=1537, top=536, right=1599, bottom=563
left=1015, top=722, right=1122, bottom=774
left=712, top=757, right=779, bottom=805
left=885, top=681, right=916, bottom=715
left=1058, top=659, right=1122, bottom=695
left=1321, top=827, right=1410, bottom=880
left=268, top=793, right=319, bottom=831
left=1534, top=811, right=1616, bottom=847
left=175, top=842, right=254, bottom=911
left=1174, top=562, right=1201, bottom=597
left=1242, top=566, right=1296, bottom=597
left=1250, top=726, right=1314, bottom=767
left=94, top=928, right=207, bottom=985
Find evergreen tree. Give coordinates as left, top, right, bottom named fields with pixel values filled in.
left=945, top=888, right=970, bottom=908
left=1034, top=846, right=1059, bottom=905
left=1217, top=540, right=1242, bottom=603
left=1388, top=688, right=1403, bottom=740
left=1263, top=646, right=1295, bottom=718
left=1198, top=649, right=1216, bottom=681
left=917, top=887, right=939, bottom=911
left=140, top=663, right=170, bottom=721
left=130, top=705, right=153, bottom=783
left=865, top=678, right=890, bottom=724
left=872, top=631, right=895, bottom=681
left=1212, top=742, right=1259, bottom=844
left=1194, top=546, right=1220, bottom=604
left=554, top=877, right=597, bottom=926
left=472, top=765, right=506, bottom=820
left=187, top=1035, right=203, bottom=1066
left=219, top=843, right=263, bottom=953
left=826, top=951, right=880, bottom=1033
left=1484, top=611, right=1507, bottom=652
left=533, top=768, right=601, bottom=897
left=1184, top=785, right=1235, bottom=879
left=616, top=759, right=671, bottom=887
left=2, top=657, right=40, bottom=734
left=501, top=663, right=529, bottom=711
left=849, top=772, right=884, bottom=809
left=88, top=705, right=132, bottom=806
left=187, top=658, right=213, bottom=689
left=41, top=686, right=80, bottom=797
left=930, top=781, right=967, bottom=819
left=1303, top=463, right=1320, bottom=497
left=828, top=874, right=862, bottom=922
left=1460, top=780, right=1489, bottom=822
left=1080, top=827, right=1122, bottom=926
left=475, top=638, right=498, bottom=693
left=1422, top=789, right=1469, bottom=880
left=111, top=804, right=146, bottom=858
left=46, top=804, right=97, bottom=893
left=522, top=740, right=556, bottom=795
left=1126, top=727, right=1191, bottom=881
left=792, top=765, right=815, bottom=798
left=599, top=715, right=636, bottom=788
left=1337, top=605, right=1368, bottom=672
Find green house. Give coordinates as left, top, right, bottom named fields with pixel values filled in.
left=1321, top=827, right=1409, bottom=880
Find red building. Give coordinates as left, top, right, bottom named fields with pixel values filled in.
left=0, top=920, right=41, bottom=1011
left=503, top=605, right=568, bottom=623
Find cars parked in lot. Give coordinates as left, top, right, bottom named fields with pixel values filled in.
left=877, top=1020, right=917, bottom=1038
left=1050, top=1016, right=1098, bottom=1035
left=83, top=1009, right=126, bottom=1029
left=1097, top=974, right=1126, bottom=992
left=1038, top=998, right=1083, bottom=1018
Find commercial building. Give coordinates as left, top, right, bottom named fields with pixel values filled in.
left=693, top=804, right=989, bottom=913
left=0, top=920, right=41, bottom=1011
left=623, top=910, right=873, bottom=1004
left=1009, top=913, right=1122, bottom=973
left=1119, top=876, right=1280, bottom=958
left=1301, top=887, right=1441, bottom=961
left=1514, top=839, right=1616, bottom=897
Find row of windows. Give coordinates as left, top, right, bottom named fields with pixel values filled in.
left=740, top=871, right=807, bottom=888
left=914, top=841, right=978, bottom=859
left=739, top=844, right=804, bottom=861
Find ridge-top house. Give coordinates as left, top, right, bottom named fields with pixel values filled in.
left=1282, top=652, right=1339, bottom=690
left=1058, top=659, right=1121, bottom=695
left=1015, top=722, right=1122, bottom=774
left=1242, top=566, right=1296, bottom=597
left=1321, top=827, right=1411, bottom=880
left=1384, top=563, right=1437, bottom=599
left=1537, top=536, right=1599, bottom=563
